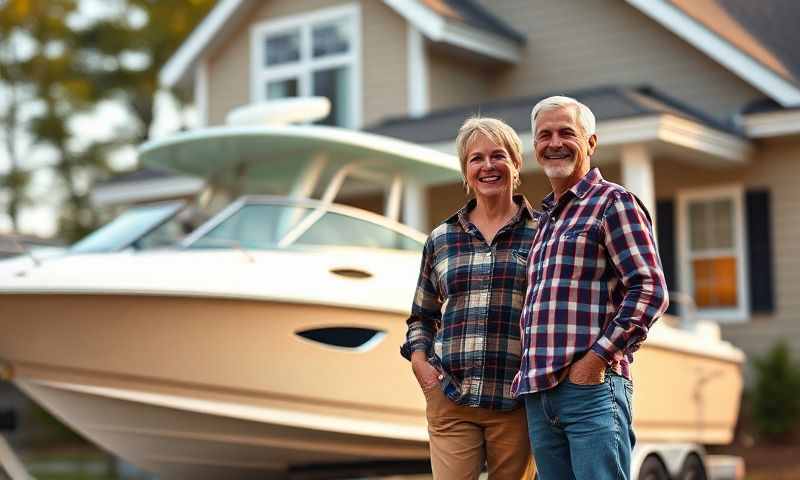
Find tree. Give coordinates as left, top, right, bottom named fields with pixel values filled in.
left=0, top=0, right=214, bottom=241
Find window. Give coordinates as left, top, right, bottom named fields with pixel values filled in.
left=677, top=186, right=749, bottom=322
left=296, top=327, right=385, bottom=351
left=295, top=211, right=423, bottom=251
left=251, top=4, right=361, bottom=128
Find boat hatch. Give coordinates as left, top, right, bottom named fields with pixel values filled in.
left=296, top=327, right=385, bottom=351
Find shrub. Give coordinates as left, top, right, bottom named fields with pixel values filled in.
left=750, top=341, right=800, bottom=442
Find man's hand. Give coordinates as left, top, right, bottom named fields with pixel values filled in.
left=568, top=351, right=607, bottom=385
left=411, top=350, right=442, bottom=390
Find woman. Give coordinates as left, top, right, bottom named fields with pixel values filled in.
left=401, top=117, right=537, bottom=479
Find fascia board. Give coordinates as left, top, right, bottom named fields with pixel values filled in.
left=742, top=110, right=800, bottom=138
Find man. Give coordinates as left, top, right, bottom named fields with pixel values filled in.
left=512, top=96, right=669, bottom=480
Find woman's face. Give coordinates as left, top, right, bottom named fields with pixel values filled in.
left=465, top=133, right=517, bottom=202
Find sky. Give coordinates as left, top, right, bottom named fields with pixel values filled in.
left=0, top=0, right=195, bottom=238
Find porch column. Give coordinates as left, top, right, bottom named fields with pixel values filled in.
left=407, top=26, right=429, bottom=118
left=403, top=179, right=428, bottom=233
left=621, top=143, right=656, bottom=227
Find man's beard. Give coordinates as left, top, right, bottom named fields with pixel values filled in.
left=540, top=154, right=577, bottom=179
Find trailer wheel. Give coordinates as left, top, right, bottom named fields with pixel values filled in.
left=679, top=453, right=707, bottom=480
left=639, top=455, right=669, bottom=480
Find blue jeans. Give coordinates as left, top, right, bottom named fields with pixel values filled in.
left=524, top=372, right=635, bottom=480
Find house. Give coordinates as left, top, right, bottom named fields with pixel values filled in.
left=116, top=0, right=800, bottom=367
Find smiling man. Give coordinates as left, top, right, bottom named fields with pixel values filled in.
left=512, top=96, right=669, bottom=480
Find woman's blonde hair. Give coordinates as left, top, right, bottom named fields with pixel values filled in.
left=455, top=116, right=523, bottom=194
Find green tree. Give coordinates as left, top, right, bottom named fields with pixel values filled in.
left=0, top=0, right=214, bottom=241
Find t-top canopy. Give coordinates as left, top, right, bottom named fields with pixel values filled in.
left=138, top=124, right=461, bottom=197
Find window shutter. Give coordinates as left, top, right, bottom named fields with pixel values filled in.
left=656, top=199, right=678, bottom=315
left=745, top=189, right=775, bottom=313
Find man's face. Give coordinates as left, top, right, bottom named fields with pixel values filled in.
left=533, top=106, right=596, bottom=179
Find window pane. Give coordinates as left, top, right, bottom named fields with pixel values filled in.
left=711, top=199, right=734, bottom=249
left=267, top=78, right=299, bottom=99
left=189, top=204, right=312, bottom=250
left=295, top=212, right=423, bottom=251
left=265, top=30, right=300, bottom=66
left=688, top=202, right=707, bottom=251
left=313, top=18, right=350, bottom=58
left=313, top=67, right=350, bottom=126
left=692, top=257, right=738, bottom=308
left=71, top=203, right=184, bottom=253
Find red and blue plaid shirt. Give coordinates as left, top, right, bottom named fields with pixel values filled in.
left=402, top=195, right=538, bottom=410
left=512, top=168, right=669, bottom=395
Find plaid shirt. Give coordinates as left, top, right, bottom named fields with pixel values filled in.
left=512, top=168, right=669, bottom=396
left=401, top=195, right=538, bottom=410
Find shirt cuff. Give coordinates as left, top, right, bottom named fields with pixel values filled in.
left=400, top=340, right=432, bottom=361
left=590, top=340, right=624, bottom=366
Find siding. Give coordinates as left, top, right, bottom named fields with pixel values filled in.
left=206, top=0, right=407, bottom=127
left=473, top=0, right=763, bottom=121
left=652, top=138, right=800, bottom=365
left=427, top=46, right=494, bottom=112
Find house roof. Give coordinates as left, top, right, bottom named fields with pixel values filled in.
left=160, top=0, right=525, bottom=89
left=366, top=86, right=742, bottom=145
left=626, top=0, right=800, bottom=106
left=423, top=0, right=526, bottom=44
left=670, top=0, right=800, bottom=84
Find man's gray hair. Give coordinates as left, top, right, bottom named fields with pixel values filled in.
left=530, top=96, right=596, bottom=138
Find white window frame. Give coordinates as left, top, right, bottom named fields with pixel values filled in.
left=249, top=3, right=362, bottom=129
left=676, top=185, right=749, bottom=323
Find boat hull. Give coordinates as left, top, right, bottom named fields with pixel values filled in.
left=0, top=293, right=743, bottom=477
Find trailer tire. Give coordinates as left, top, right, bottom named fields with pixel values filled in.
left=679, top=453, right=707, bottom=480
left=639, top=455, right=670, bottom=480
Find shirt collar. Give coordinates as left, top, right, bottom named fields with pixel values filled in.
left=541, top=168, right=604, bottom=210
left=447, top=194, right=535, bottom=230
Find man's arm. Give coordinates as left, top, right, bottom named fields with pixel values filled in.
left=591, top=190, right=669, bottom=365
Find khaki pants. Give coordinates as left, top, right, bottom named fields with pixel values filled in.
left=424, top=386, right=535, bottom=479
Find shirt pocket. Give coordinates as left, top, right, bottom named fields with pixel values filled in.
left=560, top=223, right=600, bottom=241
left=510, top=248, right=529, bottom=266
left=551, top=222, right=605, bottom=277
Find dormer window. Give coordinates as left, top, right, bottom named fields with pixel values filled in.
left=251, top=4, right=361, bottom=128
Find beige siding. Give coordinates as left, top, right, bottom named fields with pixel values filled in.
left=207, top=12, right=252, bottom=126
left=652, top=139, right=800, bottom=363
left=427, top=47, right=494, bottom=112
left=361, top=0, right=408, bottom=126
left=473, top=0, right=763, bottom=120
left=206, top=0, right=407, bottom=127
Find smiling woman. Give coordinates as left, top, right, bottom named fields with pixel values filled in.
left=402, top=117, right=537, bottom=479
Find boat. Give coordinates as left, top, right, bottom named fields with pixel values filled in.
left=0, top=99, right=744, bottom=479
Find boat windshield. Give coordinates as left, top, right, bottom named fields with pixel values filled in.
left=71, top=202, right=186, bottom=254
left=185, top=202, right=424, bottom=252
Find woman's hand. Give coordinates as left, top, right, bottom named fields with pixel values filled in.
left=411, top=351, right=442, bottom=390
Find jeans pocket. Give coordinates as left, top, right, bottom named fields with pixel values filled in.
left=564, top=377, right=606, bottom=389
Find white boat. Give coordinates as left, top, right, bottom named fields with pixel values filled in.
left=0, top=101, right=744, bottom=479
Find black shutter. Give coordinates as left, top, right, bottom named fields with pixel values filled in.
left=746, top=189, right=775, bottom=313
left=656, top=200, right=678, bottom=315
